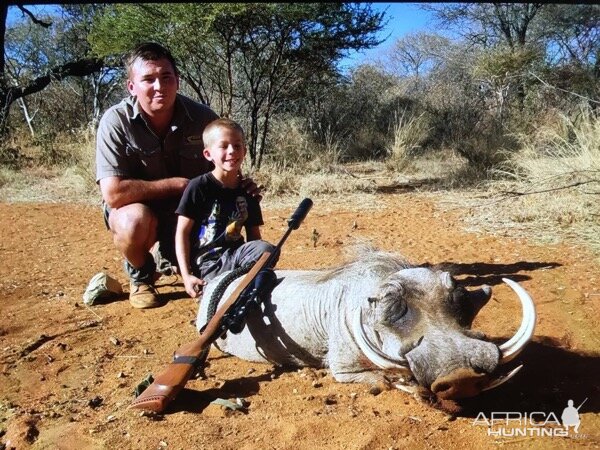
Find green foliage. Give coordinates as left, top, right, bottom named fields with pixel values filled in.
left=88, top=3, right=385, bottom=168
left=473, top=46, right=543, bottom=81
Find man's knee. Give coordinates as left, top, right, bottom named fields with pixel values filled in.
left=109, top=203, right=157, bottom=240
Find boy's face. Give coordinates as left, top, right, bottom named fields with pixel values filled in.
left=203, top=128, right=247, bottom=174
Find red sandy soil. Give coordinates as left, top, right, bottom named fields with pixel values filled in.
left=0, top=194, right=598, bottom=449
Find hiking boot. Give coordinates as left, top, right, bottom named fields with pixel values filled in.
left=129, top=281, right=162, bottom=309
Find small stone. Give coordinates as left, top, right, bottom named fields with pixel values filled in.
left=311, top=381, right=322, bottom=388
left=109, top=337, right=120, bottom=346
left=235, top=398, right=249, bottom=408
left=324, top=396, right=337, bottom=405
left=116, top=372, right=126, bottom=378
left=247, top=368, right=255, bottom=375
left=368, top=386, right=382, bottom=396
left=106, top=415, right=116, bottom=422
left=88, top=396, right=103, bottom=408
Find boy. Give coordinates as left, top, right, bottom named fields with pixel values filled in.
left=175, top=118, right=277, bottom=298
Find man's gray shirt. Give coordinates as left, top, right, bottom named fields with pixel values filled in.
left=96, top=94, right=219, bottom=183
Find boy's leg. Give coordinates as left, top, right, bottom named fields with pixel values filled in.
left=197, top=240, right=279, bottom=282
left=230, top=240, right=279, bottom=271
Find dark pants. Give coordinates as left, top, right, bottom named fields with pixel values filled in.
left=194, top=240, right=279, bottom=281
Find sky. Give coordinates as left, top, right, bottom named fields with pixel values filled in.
left=339, top=3, right=434, bottom=72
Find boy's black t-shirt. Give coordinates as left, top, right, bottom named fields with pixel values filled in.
left=175, top=172, right=263, bottom=260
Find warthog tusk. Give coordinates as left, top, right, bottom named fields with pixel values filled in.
left=352, top=308, right=409, bottom=371
left=394, top=383, right=416, bottom=394
left=498, top=278, right=536, bottom=364
left=482, top=364, right=523, bottom=392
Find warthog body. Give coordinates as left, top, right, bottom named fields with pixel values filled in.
left=197, top=249, right=535, bottom=407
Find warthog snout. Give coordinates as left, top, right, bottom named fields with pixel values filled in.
left=431, top=367, right=492, bottom=400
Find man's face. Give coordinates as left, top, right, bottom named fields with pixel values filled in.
left=127, top=57, right=179, bottom=117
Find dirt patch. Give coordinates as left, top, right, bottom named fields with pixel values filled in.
left=0, top=194, right=599, bottom=449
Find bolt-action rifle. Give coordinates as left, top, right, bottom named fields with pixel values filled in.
left=129, top=198, right=313, bottom=413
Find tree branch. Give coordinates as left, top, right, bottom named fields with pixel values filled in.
left=500, top=179, right=599, bottom=197
left=17, top=5, right=52, bottom=28
left=529, top=71, right=600, bottom=104
left=2, top=58, right=105, bottom=111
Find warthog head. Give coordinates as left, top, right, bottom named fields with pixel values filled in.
left=353, top=267, right=535, bottom=411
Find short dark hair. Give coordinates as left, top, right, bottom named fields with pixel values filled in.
left=124, top=42, right=179, bottom=78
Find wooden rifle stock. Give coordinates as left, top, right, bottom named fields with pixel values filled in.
left=129, top=251, right=272, bottom=412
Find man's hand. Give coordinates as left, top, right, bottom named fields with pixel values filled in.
left=239, top=175, right=263, bottom=201
left=183, top=274, right=207, bottom=299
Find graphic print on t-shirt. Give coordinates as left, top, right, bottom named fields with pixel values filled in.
left=197, top=196, right=249, bottom=256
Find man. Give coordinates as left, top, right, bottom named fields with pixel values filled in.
left=96, top=42, right=258, bottom=309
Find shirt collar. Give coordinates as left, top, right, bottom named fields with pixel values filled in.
left=125, top=94, right=193, bottom=131
left=127, top=94, right=192, bottom=126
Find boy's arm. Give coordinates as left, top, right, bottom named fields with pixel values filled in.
left=175, top=215, right=206, bottom=298
left=245, top=225, right=262, bottom=241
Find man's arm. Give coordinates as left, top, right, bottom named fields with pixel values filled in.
left=238, top=172, right=263, bottom=201
left=100, top=176, right=190, bottom=209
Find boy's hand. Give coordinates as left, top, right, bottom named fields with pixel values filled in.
left=183, top=275, right=206, bottom=299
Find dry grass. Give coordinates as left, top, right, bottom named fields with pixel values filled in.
left=0, top=127, right=98, bottom=203
left=385, top=110, right=430, bottom=171
left=440, top=108, right=600, bottom=254
left=1, top=111, right=598, bottom=257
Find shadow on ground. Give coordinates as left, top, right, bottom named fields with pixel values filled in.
left=425, top=260, right=562, bottom=287
left=459, top=338, right=600, bottom=417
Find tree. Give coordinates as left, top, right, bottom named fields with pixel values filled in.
left=1, top=4, right=107, bottom=136
left=425, top=3, right=545, bottom=111
left=89, top=3, right=385, bottom=168
left=536, top=5, right=600, bottom=107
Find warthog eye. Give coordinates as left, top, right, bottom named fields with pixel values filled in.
left=451, top=287, right=467, bottom=304
left=386, top=300, right=408, bottom=324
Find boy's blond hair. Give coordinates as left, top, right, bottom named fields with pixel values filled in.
left=203, top=118, right=245, bottom=147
